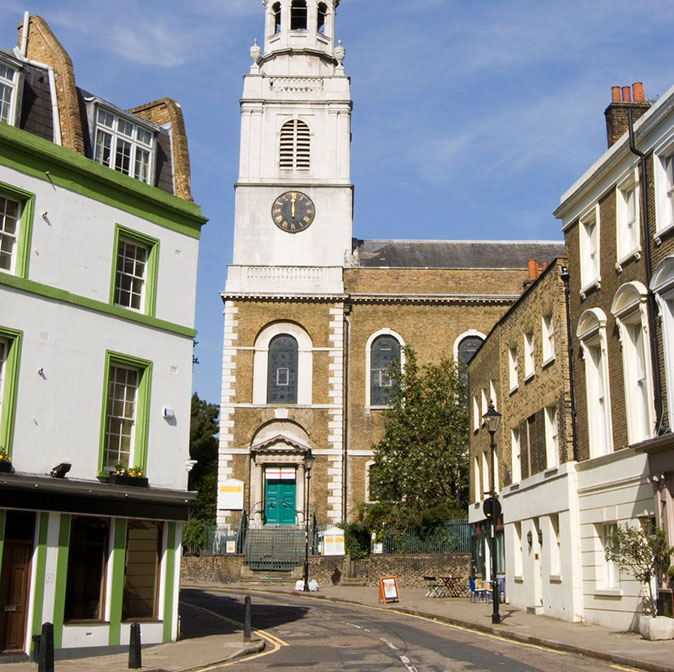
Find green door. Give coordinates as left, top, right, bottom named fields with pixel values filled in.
left=265, top=479, right=296, bottom=525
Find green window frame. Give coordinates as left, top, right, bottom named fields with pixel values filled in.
left=0, top=181, right=34, bottom=279
left=0, top=327, right=22, bottom=457
left=109, top=225, right=159, bottom=317
left=98, top=351, right=152, bottom=476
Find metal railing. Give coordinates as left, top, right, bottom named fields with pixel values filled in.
left=379, top=519, right=472, bottom=555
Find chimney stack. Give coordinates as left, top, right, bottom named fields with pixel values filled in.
left=605, top=82, right=650, bottom=148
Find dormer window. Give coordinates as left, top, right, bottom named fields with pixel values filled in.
left=291, top=0, right=308, bottom=31
left=317, top=3, right=328, bottom=34
left=94, top=108, right=154, bottom=184
left=273, top=2, right=282, bottom=33
left=0, top=63, right=18, bottom=125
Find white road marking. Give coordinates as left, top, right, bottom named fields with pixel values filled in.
left=380, top=637, right=399, bottom=650
left=399, top=654, right=418, bottom=671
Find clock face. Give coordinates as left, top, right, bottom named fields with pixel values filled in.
left=271, top=191, right=315, bottom=234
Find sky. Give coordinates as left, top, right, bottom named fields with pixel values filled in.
left=2, top=0, right=674, bottom=406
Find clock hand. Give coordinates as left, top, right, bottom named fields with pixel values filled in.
left=291, top=193, right=296, bottom=218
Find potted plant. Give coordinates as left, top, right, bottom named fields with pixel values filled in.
left=606, top=523, right=674, bottom=640
left=0, top=449, right=13, bottom=473
left=108, top=464, right=148, bottom=487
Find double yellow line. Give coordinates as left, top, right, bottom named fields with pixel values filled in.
left=179, top=600, right=288, bottom=670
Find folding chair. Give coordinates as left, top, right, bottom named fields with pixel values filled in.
left=424, top=576, right=443, bottom=598
left=468, top=576, right=489, bottom=602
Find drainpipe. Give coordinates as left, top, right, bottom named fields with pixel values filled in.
left=342, top=299, right=351, bottom=522
left=628, top=109, right=669, bottom=435
left=560, top=266, right=579, bottom=462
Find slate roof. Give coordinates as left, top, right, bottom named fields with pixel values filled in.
left=352, top=239, right=567, bottom=269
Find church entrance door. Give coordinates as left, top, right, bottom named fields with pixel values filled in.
left=265, top=477, right=296, bottom=525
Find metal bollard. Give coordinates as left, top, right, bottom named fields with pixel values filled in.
left=128, top=622, right=142, bottom=669
left=243, top=595, right=252, bottom=643
left=31, top=634, right=41, bottom=663
left=37, top=622, right=54, bottom=672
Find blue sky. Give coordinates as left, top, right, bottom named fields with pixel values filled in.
left=2, top=1, right=674, bottom=405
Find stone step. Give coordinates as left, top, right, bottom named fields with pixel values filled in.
left=340, top=577, right=368, bottom=587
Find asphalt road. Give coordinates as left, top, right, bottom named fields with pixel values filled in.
left=180, top=588, right=627, bottom=672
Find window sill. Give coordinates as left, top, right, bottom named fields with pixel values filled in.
left=654, top=221, right=674, bottom=246
left=580, top=279, right=601, bottom=300
left=524, top=373, right=535, bottom=384
left=615, top=248, right=641, bottom=272
left=541, top=356, right=555, bottom=370
left=549, top=575, right=562, bottom=584
left=514, top=576, right=524, bottom=583
left=544, top=467, right=559, bottom=477
left=509, top=385, right=518, bottom=396
left=509, top=482, right=520, bottom=491
left=594, top=588, right=622, bottom=598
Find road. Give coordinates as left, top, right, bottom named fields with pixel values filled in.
left=180, top=588, right=625, bottom=672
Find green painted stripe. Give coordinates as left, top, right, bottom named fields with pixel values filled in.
left=162, top=522, right=176, bottom=643
left=0, top=124, right=206, bottom=238
left=52, top=514, right=71, bottom=649
left=108, top=518, right=128, bottom=646
left=0, top=510, right=6, bottom=573
left=0, top=327, right=22, bottom=456
left=0, top=273, right=196, bottom=338
left=31, top=512, right=49, bottom=638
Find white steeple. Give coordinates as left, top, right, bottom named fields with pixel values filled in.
left=227, top=0, right=352, bottom=292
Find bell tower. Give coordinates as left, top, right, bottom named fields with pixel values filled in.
left=226, top=0, right=353, bottom=295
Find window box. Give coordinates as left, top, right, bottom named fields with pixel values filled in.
left=107, top=473, right=148, bottom=487
left=0, top=460, right=12, bottom=474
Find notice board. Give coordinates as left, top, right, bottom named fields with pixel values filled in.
left=378, top=576, right=400, bottom=604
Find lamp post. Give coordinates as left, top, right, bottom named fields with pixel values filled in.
left=482, top=401, right=502, bottom=624
left=303, top=448, right=315, bottom=592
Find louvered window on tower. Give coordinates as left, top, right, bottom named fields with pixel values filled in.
left=280, top=119, right=311, bottom=171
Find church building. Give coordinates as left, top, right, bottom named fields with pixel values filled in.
left=217, top=0, right=565, bottom=534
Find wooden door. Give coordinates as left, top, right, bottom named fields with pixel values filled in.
left=265, top=480, right=296, bottom=525
left=0, top=541, right=31, bottom=652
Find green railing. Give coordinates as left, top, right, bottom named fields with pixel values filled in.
left=380, top=519, right=472, bottom=555
left=244, top=526, right=308, bottom=571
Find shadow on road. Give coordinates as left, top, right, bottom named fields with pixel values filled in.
left=179, top=587, right=310, bottom=640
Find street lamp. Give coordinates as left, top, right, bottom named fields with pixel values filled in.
left=482, top=400, right=502, bottom=624
left=303, top=448, right=315, bottom=592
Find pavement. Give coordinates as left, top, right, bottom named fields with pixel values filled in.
left=2, top=582, right=674, bottom=671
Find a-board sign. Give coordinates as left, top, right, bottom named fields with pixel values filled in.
left=378, top=576, right=400, bottom=604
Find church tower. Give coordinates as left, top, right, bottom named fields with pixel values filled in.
left=227, top=0, right=353, bottom=294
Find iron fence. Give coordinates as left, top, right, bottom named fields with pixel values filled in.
left=380, top=519, right=472, bottom=555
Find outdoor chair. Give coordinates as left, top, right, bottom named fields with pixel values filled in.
left=424, top=576, right=443, bottom=598
left=468, top=576, right=489, bottom=602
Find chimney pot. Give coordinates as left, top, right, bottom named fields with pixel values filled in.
left=633, top=82, right=645, bottom=103
left=622, top=86, right=632, bottom=102
left=527, top=259, right=539, bottom=280
left=611, top=86, right=621, bottom=102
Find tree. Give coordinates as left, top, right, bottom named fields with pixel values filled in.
left=369, top=346, right=469, bottom=521
left=183, top=393, right=219, bottom=549
left=605, top=523, right=674, bottom=616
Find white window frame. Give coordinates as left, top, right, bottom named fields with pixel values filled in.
left=579, top=204, right=601, bottom=296
left=472, top=396, right=480, bottom=432
left=511, top=427, right=521, bottom=484
left=611, top=282, right=655, bottom=445
left=481, top=451, right=489, bottom=499
left=541, top=313, right=555, bottom=365
left=544, top=405, right=559, bottom=469
left=0, top=62, right=19, bottom=126
left=549, top=514, right=561, bottom=578
left=651, top=256, right=674, bottom=428
left=508, top=346, right=518, bottom=393
left=523, top=330, right=535, bottom=381
left=512, top=521, right=523, bottom=577
left=365, top=329, right=405, bottom=409
left=654, top=136, right=674, bottom=241
left=599, top=523, right=621, bottom=590
left=473, top=456, right=480, bottom=503
left=104, top=363, right=138, bottom=470
left=615, top=168, right=641, bottom=268
left=253, top=322, right=313, bottom=405
left=0, top=192, right=22, bottom=275
left=480, top=387, right=488, bottom=418
left=489, top=379, right=498, bottom=411
left=94, top=106, right=156, bottom=184
left=577, top=308, right=613, bottom=458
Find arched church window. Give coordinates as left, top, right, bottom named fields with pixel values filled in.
left=268, top=335, right=298, bottom=404
left=457, top=334, right=483, bottom=391
left=272, top=2, right=282, bottom=33
left=291, top=1, right=308, bottom=31
left=280, top=119, right=310, bottom=171
left=370, top=335, right=401, bottom=406
left=317, top=3, right=328, bottom=34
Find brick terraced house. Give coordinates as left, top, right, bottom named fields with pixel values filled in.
left=216, top=0, right=565, bottom=569
left=469, top=81, right=674, bottom=631
left=0, top=15, right=205, bottom=656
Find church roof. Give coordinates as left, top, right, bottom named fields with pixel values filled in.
left=352, top=239, right=566, bottom=269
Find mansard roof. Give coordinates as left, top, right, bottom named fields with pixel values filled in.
left=352, top=239, right=567, bottom=269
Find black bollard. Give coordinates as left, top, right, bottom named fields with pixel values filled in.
left=37, top=622, right=54, bottom=672
left=31, top=635, right=41, bottom=663
left=243, top=595, right=252, bottom=643
left=129, top=622, right=142, bottom=669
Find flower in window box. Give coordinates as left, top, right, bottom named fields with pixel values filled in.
left=110, top=464, right=148, bottom=487
left=0, top=450, right=13, bottom=473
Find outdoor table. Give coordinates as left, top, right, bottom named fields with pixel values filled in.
left=438, top=575, right=465, bottom=597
